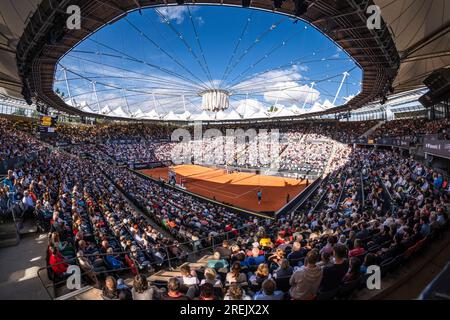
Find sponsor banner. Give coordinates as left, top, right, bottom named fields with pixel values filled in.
left=107, top=139, right=140, bottom=144
left=132, top=161, right=164, bottom=170
left=376, top=137, right=411, bottom=147
left=423, top=138, right=450, bottom=159
left=353, top=137, right=369, bottom=144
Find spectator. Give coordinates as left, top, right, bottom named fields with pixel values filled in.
left=244, top=247, right=266, bottom=267
left=198, top=283, right=216, bottom=300
left=226, top=262, right=248, bottom=285
left=319, top=244, right=349, bottom=293
left=132, top=274, right=160, bottom=300
left=49, top=247, right=69, bottom=277
left=216, top=240, right=231, bottom=260
left=348, top=239, right=366, bottom=258
left=254, top=279, right=284, bottom=300
left=207, top=251, right=229, bottom=270
left=102, top=276, right=119, bottom=300
left=343, top=257, right=362, bottom=282
left=274, top=259, right=293, bottom=279
left=289, top=250, right=323, bottom=300
left=224, top=283, right=251, bottom=300
left=161, top=277, right=189, bottom=300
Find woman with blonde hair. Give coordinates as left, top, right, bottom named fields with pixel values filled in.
left=249, top=263, right=271, bottom=285
left=200, top=267, right=222, bottom=288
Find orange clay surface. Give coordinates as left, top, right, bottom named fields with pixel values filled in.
left=139, top=164, right=307, bottom=213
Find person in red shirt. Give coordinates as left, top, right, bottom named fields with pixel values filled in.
left=274, top=232, right=286, bottom=246
left=49, top=247, right=69, bottom=276
left=348, top=239, right=366, bottom=258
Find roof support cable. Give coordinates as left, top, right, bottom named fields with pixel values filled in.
left=151, top=7, right=213, bottom=90
left=221, top=17, right=288, bottom=84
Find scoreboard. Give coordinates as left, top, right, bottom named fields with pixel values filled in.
left=40, top=115, right=57, bottom=127
left=39, top=115, right=58, bottom=136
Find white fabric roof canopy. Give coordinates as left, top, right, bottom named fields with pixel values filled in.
left=0, top=0, right=448, bottom=114
left=374, top=0, right=450, bottom=92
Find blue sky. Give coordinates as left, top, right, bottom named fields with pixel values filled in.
left=55, top=5, right=362, bottom=117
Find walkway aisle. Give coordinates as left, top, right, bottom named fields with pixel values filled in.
left=0, top=233, right=50, bottom=299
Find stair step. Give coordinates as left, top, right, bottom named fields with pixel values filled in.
left=0, top=234, right=19, bottom=247
left=18, top=219, right=38, bottom=236
left=19, top=226, right=37, bottom=236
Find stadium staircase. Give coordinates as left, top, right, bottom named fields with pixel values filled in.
left=323, top=141, right=338, bottom=177
left=360, top=120, right=386, bottom=138
left=0, top=206, right=37, bottom=248
left=0, top=221, right=19, bottom=248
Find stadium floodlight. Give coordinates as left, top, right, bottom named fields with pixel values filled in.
left=294, top=0, right=309, bottom=17
left=274, top=0, right=283, bottom=8
left=242, top=0, right=251, bottom=8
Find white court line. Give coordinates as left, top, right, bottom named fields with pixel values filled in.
left=188, top=182, right=241, bottom=198
left=233, top=186, right=261, bottom=199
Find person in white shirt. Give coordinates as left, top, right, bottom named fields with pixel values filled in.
left=180, top=264, right=199, bottom=286
left=22, top=190, right=34, bottom=209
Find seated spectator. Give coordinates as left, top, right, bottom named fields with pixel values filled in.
left=102, top=276, right=119, bottom=300
left=198, top=283, right=216, bottom=300
left=76, top=250, right=100, bottom=287
left=249, top=263, right=271, bottom=285
left=200, top=268, right=223, bottom=288
left=105, top=247, right=123, bottom=270
left=274, top=259, right=293, bottom=279
left=50, top=232, right=74, bottom=259
left=244, top=247, right=266, bottom=267
left=268, top=248, right=285, bottom=269
left=161, top=277, right=189, bottom=300
left=361, top=253, right=377, bottom=274
left=226, top=262, right=248, bottom=286
left=180, top=265, right=199, bottom=287
left=343, top=257, right=362, bottom=282
left=320, top=236, right=337, bottom=256
left=216, top=240, right=231, bottom=260
left=319, top=244, right=349, bottom=293
left=289, top=250, right=323, bottom=300
left=380, top=233, right=406, bottom=261
left=317, top=251, right=333, bottom=268
left=207, top=251, right=229, bottom=270
left=132, top=274, right=160, bottom=300
left=116, top=279, right=132, bottom=300
left=348, top=239, right=366, bottom=258
left=287, top=241, right=307, bottom=265
left=420, top=216, right=430, bottom=237
left=224, top=283, right=251, bottom=300
left=254, top=279, right=284, bottom=300
left=49, top=247, right=69, bottom=277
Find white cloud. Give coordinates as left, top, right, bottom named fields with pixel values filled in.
left=156, top=6, right=200, bottom=25
left=231, top=66, right=320, bottom=106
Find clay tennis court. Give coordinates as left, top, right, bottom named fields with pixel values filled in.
left=139, top=164, right=307, bottom=213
